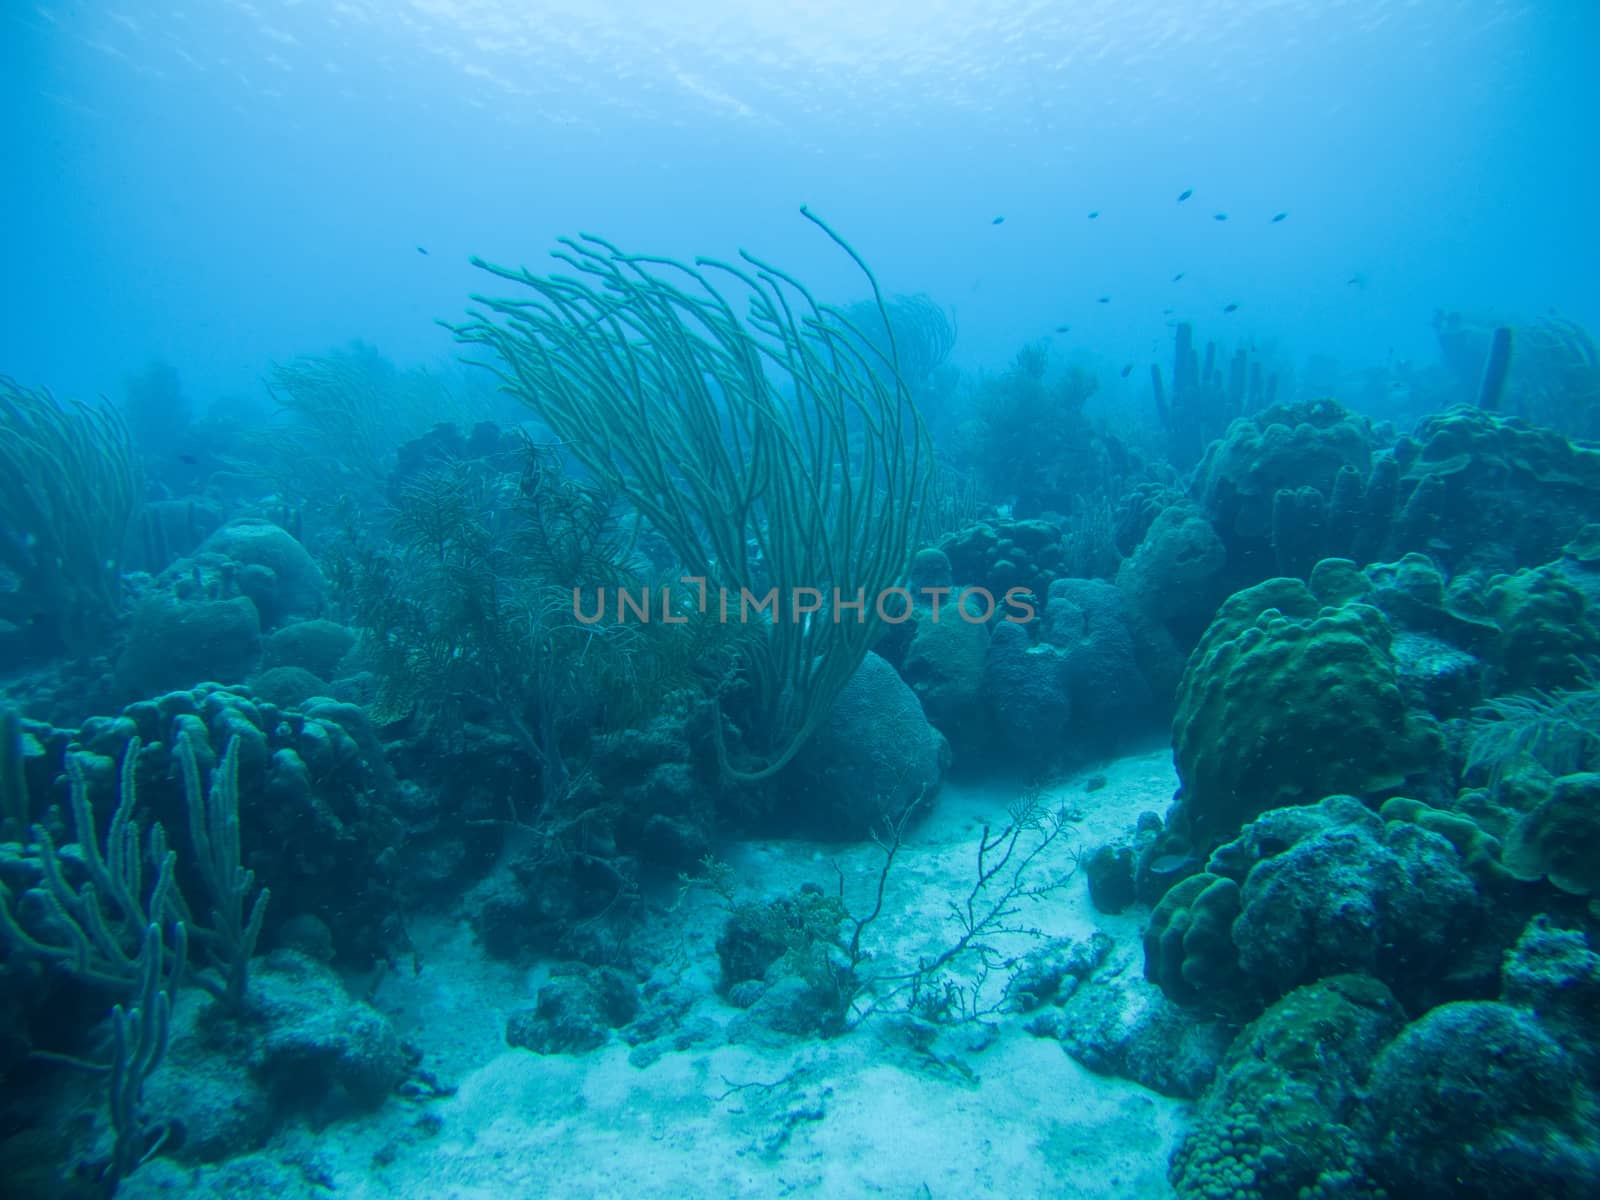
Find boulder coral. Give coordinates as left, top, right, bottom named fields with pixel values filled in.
left=1145, top=795, right=1483, bottom=1019
left=1171, top=576, right=1440, bottom=849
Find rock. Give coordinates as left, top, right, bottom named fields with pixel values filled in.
left=781, top=651, right=947, bottom=839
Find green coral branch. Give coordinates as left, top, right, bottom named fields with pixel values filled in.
left=174, top=732, right=269, bottom=1006
left=104, top=921, right=179, bottom=1187
left=0, top=741, right=181, bottom=991
left=0, top=734, right=266, bottom=1008
left=35, top=921, right=185, bottom=1190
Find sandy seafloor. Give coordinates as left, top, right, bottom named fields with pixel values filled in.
left=129, top=746, right=1189, bottom=1199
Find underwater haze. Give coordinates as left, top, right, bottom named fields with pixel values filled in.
left=6, top=3, right=1600, bottom=1200
left=4, top=0, right=1597, bottom=400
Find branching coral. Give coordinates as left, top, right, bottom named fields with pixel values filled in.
left=342, top=444, right=720, bottom=816
left=450, top=208, right=932, bottom=781
left=955, top=342, right=1133, bottom=522
left=0, top=733, right=267, bottom=1007
left=837, top=291, right=957, bottom=388
left=243, top=343, right=482, bottom=521
left=0, top=375, right=139, bottom=654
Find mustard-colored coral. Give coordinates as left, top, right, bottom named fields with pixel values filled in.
left=1173, top=576, right=1440, bottom=846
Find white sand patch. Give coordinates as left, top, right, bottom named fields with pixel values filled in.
left=275, top=747, right=1187, bottom=1199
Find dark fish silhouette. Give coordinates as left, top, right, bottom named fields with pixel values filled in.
left=416, top=245, right=429, bottom=255
left=1055, top=324, right=1071, bottom=333
left=1223, top=303, right=1240, bottom=313
left=1213, top=213, right=1228, bottom=221
left=1087, top=210, right=1099, bottom=219
left=1271, top=212, right=1288, bottom=222
left=992, top=216, right=1005, bottom=225
left=178, top=453, right=198, bottom=465
left=1097, top=296, right=1111, bottom=303
left=1177, top=189, right=1193, bottom=202
left=1120, top=364, right=1133, bottom=378
left=1172, top=272, right=1185, bottom=282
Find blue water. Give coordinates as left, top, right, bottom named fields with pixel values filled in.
left=6, top=7, right=1600, bottom=1198
left=5, top=0, right=1595, bottom=404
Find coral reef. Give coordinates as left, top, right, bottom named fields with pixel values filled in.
left=1146, top=795, right=1487, bottom=1019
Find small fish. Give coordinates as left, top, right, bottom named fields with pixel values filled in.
left=177, top=453, right=198, bottom=465
left=416, top=245, right=429, bottom=255
left=1161, top=307, right=1175, bottom=315
left=1213, top=213, right=1228, bottom=221
left=1223, top=303, right=1239, bottom=313
left=1055, top=324, right=1071, bottom=333
left=1087, top=210, right=1099, bottom=219
left=1097, top=295, right=1111, bottom=303
left=1177, top=189, right=1192, bottom=202
left=1148, top=854, right=1197, bottom=876
left=1271, top=212, right=1288, bottom=222
left=1346, top=273, right=1368, bottom=288
left=1171, top=271, right=1185, bottom=282
left=992, top=216, right=1005, bottom=225
left=1120, top=363, right=1133, bottom=378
